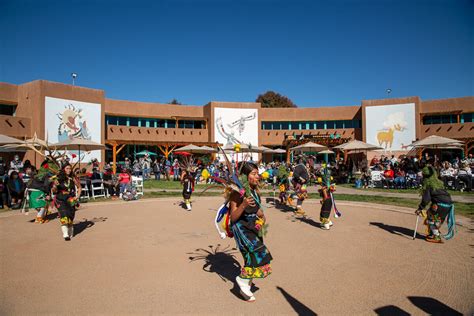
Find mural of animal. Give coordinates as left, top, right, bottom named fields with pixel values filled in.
left=400, top=143, right=410, bottom=150
left=377, top=124, right=403, bottom=149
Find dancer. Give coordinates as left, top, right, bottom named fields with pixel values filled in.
left=318, top=164, right=336, bottom=230
left=53, top=163, right=80, bottom=241
left=229, top=162, right=272, bottom=302
left=291, top=156, right=309, bottom=216
left=277, top=164, right=289, bottom=205
left=181, top=169, right=194, bottom=211
left=29, top=160, right=58, bottom=223
left=415, top=165, right=455, bottom=243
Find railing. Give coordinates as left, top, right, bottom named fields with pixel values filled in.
left=0, top=115, right=31, bottom=138
left=261, top=128, right=361, bottom=145
left=106, top=125, right=209, bottom=143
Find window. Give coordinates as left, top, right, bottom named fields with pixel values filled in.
left=335, top=120, right=344, bottom=129
left=461, top=113, right=473, bottom=123
left=0, top=104, right=16, bottom=116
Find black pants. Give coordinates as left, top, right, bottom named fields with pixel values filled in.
left=441, top=176, right=455, bottom=188
left=455, top=175, right=472, bottom=191
left=320, top=197, right=333, bottom=219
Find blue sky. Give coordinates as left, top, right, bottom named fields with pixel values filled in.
left=1, top=0, right=472, bottom=107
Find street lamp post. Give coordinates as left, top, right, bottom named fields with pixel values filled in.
left=71, top=73, right=78, bottom=86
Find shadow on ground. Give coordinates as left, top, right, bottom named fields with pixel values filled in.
left=374, top=296, right=462, bottom=316
left=370, top=221, right=424, bottom=240
left=276, top=286, right=317, bottom=315
left=187, top=244, right=255, bottom=300
left=74, top=217, right=107, bottom=237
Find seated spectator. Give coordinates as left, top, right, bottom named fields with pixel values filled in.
left=382, top=165, right=394, bottom=188
left=393, top=167, right=406, bottom=189
left=118, top=168, right=132, bottom=196
left=9, top=155, right=23, bottom=175
left=90, top=168, right=102, bottom=180
left=7, top=171, right=26, bottom=207
left=103, top=165, right=119, bottom=199
left=455, top=163, right=472, bottom=191
left=439, top=162, right=455, bottom=189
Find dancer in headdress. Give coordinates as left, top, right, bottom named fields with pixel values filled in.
left=29, top=160, right=58, bottom=223
left=52, top=163, right=80, bottom=241
left=415, top=165, right=455, bottom=243
left=229, top=161, right=272, bottom=302
left=181, top=169, right=194, bottom=211
left=290, top=156, right=309, bottom=216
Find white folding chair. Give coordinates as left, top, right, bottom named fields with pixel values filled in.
left=90, top=179, right=106, bottom=199
left=79, top=180, right=91, bottom=201
left=131, top=176, right=144, bottom=197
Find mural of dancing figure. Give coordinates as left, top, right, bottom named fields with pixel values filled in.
left=227, top=113, right=257, bottom=136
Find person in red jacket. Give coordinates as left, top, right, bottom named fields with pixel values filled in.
left=383, top=165, right=394, bottom=188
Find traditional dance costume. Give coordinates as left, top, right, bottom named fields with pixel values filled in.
left=291, top=162, right=309, bottom=215
left=319, top=166, right=337, bottom=230
left=233, top=190, right=272, bottom=301
left=416, top=166, right=455, bottom=243
left=53, top=173, right=79, bottom=241
left=181, top=172, right=194, bottom=211
left=29, top=161, right=57, bottom=223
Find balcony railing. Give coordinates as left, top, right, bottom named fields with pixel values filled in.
left=106, top=125, right=209, bottom=143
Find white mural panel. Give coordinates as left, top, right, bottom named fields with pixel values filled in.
left=214, top=107, right=259, bottom=160
left=365, top=103, right=416, bottom=151
left=45, top=97, right=102, bottom=162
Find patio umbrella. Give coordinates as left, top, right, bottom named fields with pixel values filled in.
left=290, top=141, right=327, bottom=153
left=174, top=151, right=192, bottom=156
left=318, top=149, right=335, bottom=154
left=174, top=144, right=204, bottom=153
left=334, top=140, right=383, bottom=151
left=136, top=150, right=157, bottom=156
left=410, top=135, right=463, bottom=148
left=196, top=146, right=217, bottom=153
left=0, top=134, right=22, bottom=145
left=253, top=145, right=272, bottom=153
left=265, top=148, right=287, bottom=154
left=54, top=138, right=105, bottom=168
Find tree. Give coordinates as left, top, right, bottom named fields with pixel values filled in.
left=256, top=91, right=297, bottom=108
left=168, top=98, right=182, bottom=105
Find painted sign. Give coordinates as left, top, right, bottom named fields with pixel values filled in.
left=365, top=103, right=416, bottom=151
left=45, top=96, right=102, bottom=162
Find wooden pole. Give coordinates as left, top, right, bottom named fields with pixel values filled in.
left=112, top=144, right=117, bottom=174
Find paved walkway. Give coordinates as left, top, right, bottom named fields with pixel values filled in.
left=1, top=197, right=472, bottom=314
left=146, top=186, right=474, bottom=203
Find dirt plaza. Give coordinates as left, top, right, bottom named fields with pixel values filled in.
left=1, top=197, right=472, bottom=315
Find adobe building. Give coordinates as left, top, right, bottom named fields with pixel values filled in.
left=0, top=80, right=472, bottom=167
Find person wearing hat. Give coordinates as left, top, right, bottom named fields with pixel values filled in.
left=415, top=165, right=456, bottom=243
left=180, top=168, right=194, bottom=211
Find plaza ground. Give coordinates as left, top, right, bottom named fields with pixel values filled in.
left=0, top=197, right=473, bottom=315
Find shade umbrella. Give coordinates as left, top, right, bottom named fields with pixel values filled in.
left=265, top=148, right=286, bottom=154
left=222, top=143, right=250, bottom=152
left=290, top=141, right=327, bottom=153
left=174, top=144, right=204, bottom=153
left=334, top=140, right=383, bottom=151
left=54, top=138, right=105, bottom=169
left=318, top=149, right=335, bottom=154
left=136, top=150, right=157, bottom=156
left=253, top=145, right=272, bottom=153
left=196, top=146, right=217, bottom=153
left=174, top=151, right=192, bottom=157
left=410, top=135, right=464, bottom=148
left=0, top=134, right=22, bottom=145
